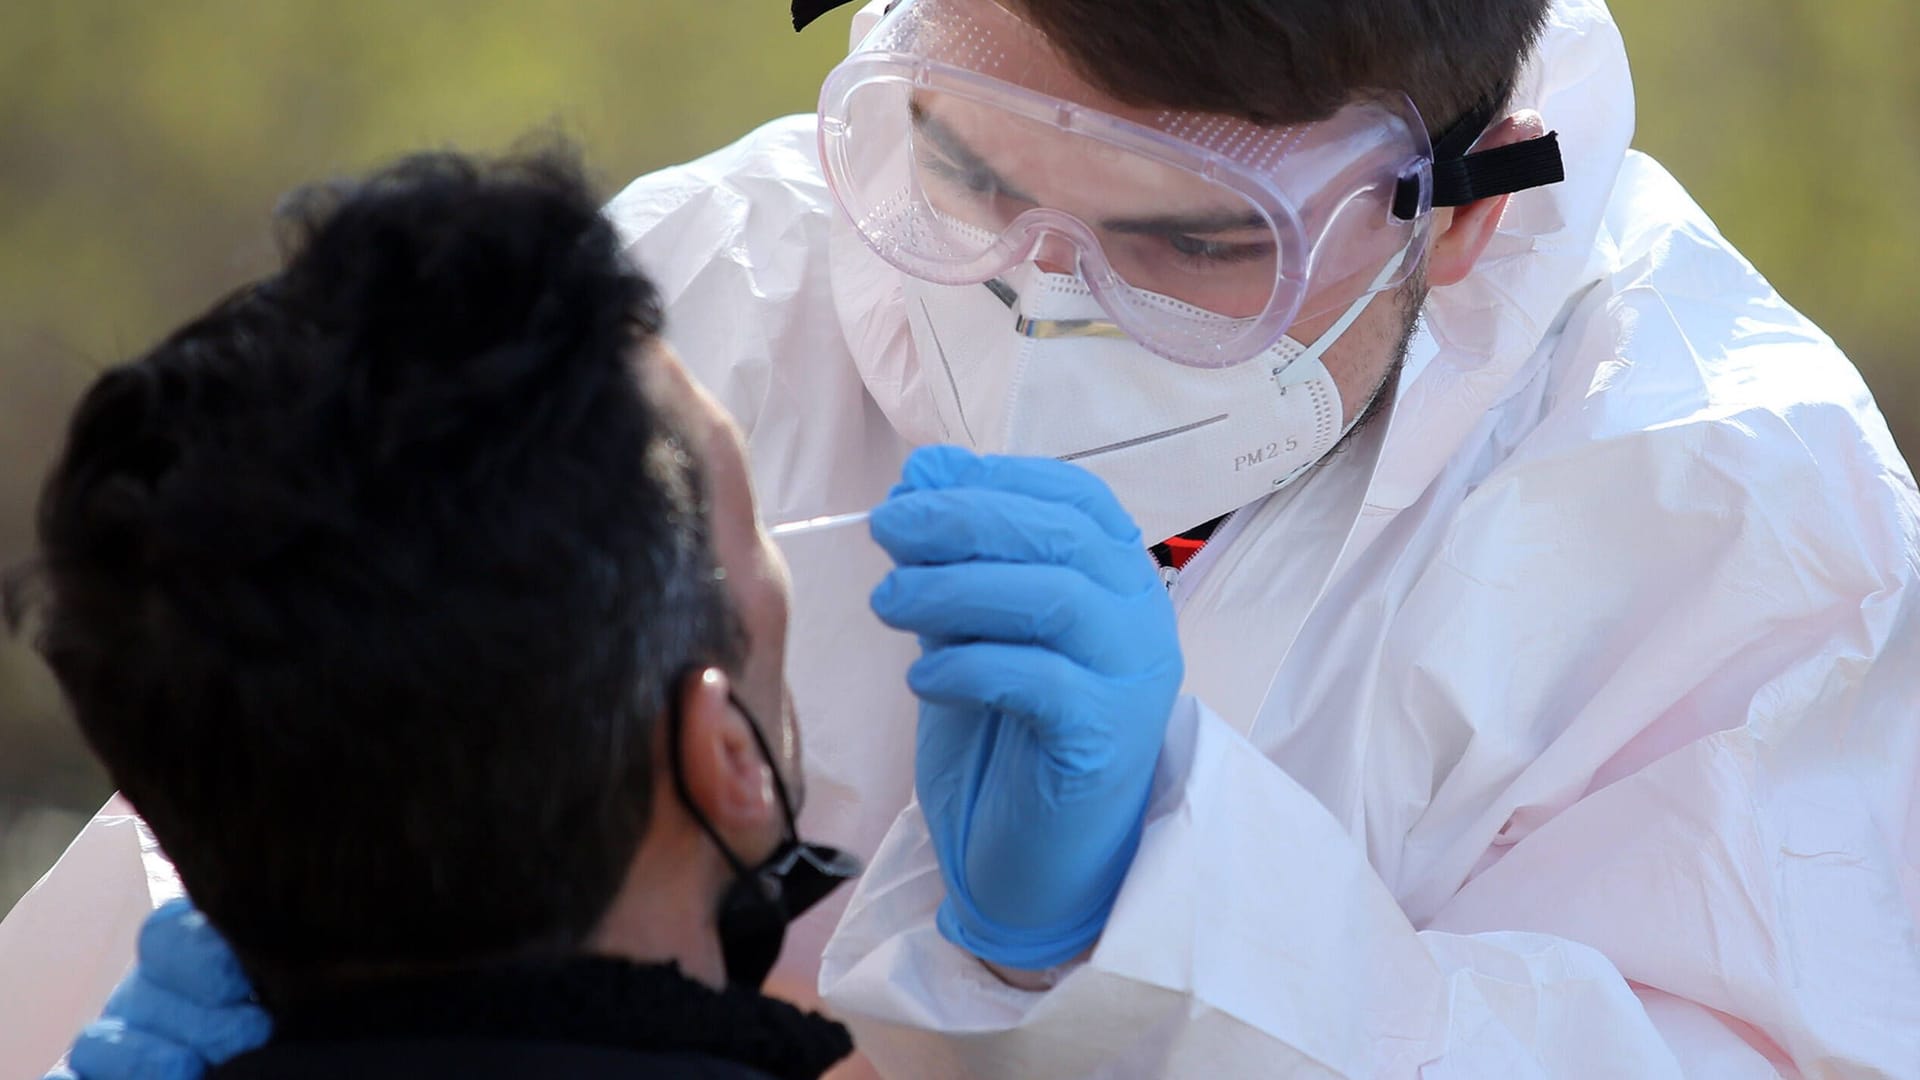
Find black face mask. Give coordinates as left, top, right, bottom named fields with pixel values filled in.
left=667, top=684, right=862, bottom=990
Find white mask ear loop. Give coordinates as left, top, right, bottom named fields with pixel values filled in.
left=1290, top=243, right=1416, bottom=368
left=1253, top=244, right=1416, bottom=502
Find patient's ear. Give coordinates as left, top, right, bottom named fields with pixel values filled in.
left=1427, top=109, right=1546, bottom=287
left=672, top=668, right=776, bottom=840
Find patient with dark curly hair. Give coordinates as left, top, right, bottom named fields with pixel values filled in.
left=8, top=145, right=857, bottom=1080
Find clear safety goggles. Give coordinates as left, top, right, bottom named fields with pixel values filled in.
left=810, top=0, right=1563, bottom=368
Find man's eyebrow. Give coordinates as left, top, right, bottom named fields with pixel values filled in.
left=908, top=99, right=1266, bottom=238
left=909, top=99, right=1036, bottom=204
left=1098, top=209, right=1271, bottom=237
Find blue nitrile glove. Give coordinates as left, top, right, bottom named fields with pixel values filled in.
left=54, top=898, right=272, bottom=1080
left=869, top=445, right=1183, bottom=970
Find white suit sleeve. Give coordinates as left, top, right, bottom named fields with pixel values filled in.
left=0, top=795, right=184, bottom=1077
left=821, top=686, right=1920, bottom=1078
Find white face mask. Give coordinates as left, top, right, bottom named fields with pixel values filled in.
left=900, top=264, right=1360, bottom=542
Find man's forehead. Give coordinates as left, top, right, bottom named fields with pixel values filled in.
left=906, top=0, right=1350, bottom=168
left=912, top=90, right=1367, bottom=226
left=919, top=0, right=1177, bottom=126
left=914, top=93, right=1265, bottom=221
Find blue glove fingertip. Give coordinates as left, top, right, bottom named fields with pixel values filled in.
left=869, top=573, right=900, bottom=616
left=866, top=495, right=919, bottom=543
left=901, top=444, right=979, bottom=490
left=137, top=900, right=253, bottom=1005
left=67, top=1020, right=206, bottom=1080
left=199, top=1005, right=274, bottom=1065
left=970, top=454, right=1143, bottom=545
left=137, top=898, right=200, bottom=944
left=903, top=648, right=954, bottom=698
left=869, top=492, right=958, bottom=567
left=104, top=971, right=273, bottom=1066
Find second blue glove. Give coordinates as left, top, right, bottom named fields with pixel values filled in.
left=60, top=898, right=271, bottom=1080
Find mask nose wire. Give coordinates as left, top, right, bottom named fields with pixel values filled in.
left=990, top=217, right=1133, bottom=341
left=986, top=275, right=1131, bottom=342
left=977, top=274, right=1229, bottom=464
left=984, top=244, right=1415, bottom=466
left=988, top=226, right=1416, bottom=362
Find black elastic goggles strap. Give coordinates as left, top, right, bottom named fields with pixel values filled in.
left=1430, top=133, right=1564, bottom=206
left=793, top=0, right=862, bottom=31
left=1391, top=93, right=1566, bottom=220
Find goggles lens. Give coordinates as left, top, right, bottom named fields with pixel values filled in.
left=904, top=92, right=1286, bottom=321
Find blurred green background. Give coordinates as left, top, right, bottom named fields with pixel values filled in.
left=2, top=1, right=1914, bottom=914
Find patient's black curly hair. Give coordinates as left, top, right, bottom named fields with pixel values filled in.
left=10, top=145, right=741, bottom=1004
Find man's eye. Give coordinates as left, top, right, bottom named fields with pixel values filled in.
left=1169, top=234, right=1215, bottom=257
left=1168, top=234, right=1271, bottom=264
left=918, top=150, right=996, bottom=196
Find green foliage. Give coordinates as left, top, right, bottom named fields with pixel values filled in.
left=0, top=0, right=1912, bottom=913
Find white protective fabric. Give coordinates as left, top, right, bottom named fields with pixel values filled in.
left=2, top=0, right=1916, bottom=1076
left=0, top=796, right=183, bottom=1073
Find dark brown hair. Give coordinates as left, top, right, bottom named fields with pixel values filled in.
left=1008, top=0, right=1553, bottom=135
left=16, top=146, right=742, bottom=1004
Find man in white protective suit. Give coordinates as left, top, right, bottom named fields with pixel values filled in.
left=8, top=0, right=1920, bottom=1076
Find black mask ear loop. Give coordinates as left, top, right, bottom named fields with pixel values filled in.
left=730, top=690, right=804, bottom=842
left=1391, top=90, right=1566, bottom=220
left=662, top=674, right=788, bottom=990
left=664, top=675, right=782, bottom=888
left=664, top=673, right=861, bottom=989
left=708, top=689, right=863, bottom=918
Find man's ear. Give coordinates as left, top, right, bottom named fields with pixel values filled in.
left=673, top=668, right=776, bottom=836
left=1427, top=109, right=1547, bottom=288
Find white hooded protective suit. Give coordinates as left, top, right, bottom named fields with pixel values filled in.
left=1, top=0, right=1915, bottom=1076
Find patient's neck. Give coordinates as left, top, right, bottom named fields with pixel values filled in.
left=588, top=818, right=730, bottom=989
